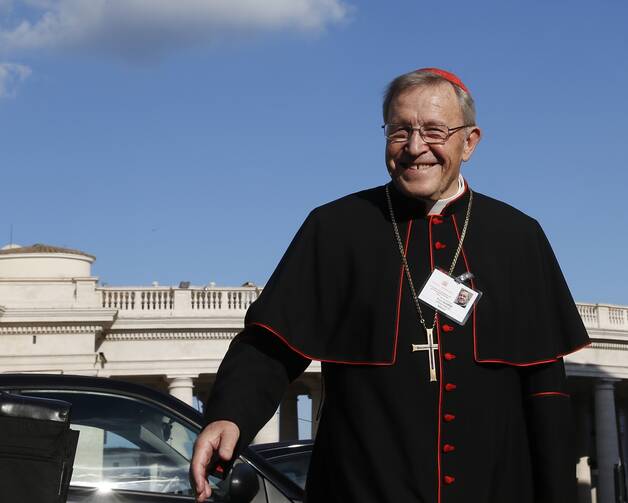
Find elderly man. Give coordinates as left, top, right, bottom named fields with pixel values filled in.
left=191, top=68, right=590, bottom=503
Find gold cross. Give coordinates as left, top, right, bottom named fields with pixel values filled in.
left=411, top=327, right=439, bottom=382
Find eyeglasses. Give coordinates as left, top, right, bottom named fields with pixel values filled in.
left=382, top=123, right=474, bottom=145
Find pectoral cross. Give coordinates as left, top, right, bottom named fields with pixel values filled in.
left=411, top=327, right=439, bottom=382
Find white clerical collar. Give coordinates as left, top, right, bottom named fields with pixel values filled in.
left=428, top=175, right=465, bottom=216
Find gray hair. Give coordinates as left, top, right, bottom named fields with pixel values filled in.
left=382, top=70, right=476, bottom=125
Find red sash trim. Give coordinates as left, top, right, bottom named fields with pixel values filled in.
left=527, top=391, right=570, bottom=398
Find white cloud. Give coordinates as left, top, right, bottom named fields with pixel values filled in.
left=0, top=62, right=31, bottom=97
left=0, top=0, right=350, bottom=60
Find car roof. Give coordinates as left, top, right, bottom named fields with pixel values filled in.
left=250, top=440, right=314, bottom=458
left=0, top=373, right=204, bottom=427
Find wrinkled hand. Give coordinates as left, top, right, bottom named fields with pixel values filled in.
left=190, top=420, right=240, bottom=502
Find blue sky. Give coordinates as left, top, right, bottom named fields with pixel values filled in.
left=0, top=0, right=626, bottom=305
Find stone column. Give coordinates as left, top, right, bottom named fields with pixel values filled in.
left=574, top=395, right=593, bottom=503
left=309, top=376, right=322, bottom=439
left=280, top=393, right=299, bottom=441
left=166, top=375, right=196, bottom=406
left=253, top=408, right=280, bottom=444
left=619, top=407, right=628, bottom=502
left=594, top=379, right=621, bottom=503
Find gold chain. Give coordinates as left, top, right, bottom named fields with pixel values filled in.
left=385, top=183, right=473, bottom=333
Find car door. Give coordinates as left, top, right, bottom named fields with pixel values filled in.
left=16, top=387, right=268, bottom=503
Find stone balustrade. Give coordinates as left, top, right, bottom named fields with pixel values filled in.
left=98, top=286, right=628, bottom=334
left=99, top=285, right=260, bottom=315
left=190, top=288, right=259, bottom=311
left=101, top=288, right=174, bottom=311
left=576, top=303, right=628, bottom=332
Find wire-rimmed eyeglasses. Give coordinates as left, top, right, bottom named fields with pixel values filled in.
left=382, top=123, right=474, bottom=145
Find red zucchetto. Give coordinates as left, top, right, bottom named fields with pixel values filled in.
left=416, top=67, right=470, bottom=95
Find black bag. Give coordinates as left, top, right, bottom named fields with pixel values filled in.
left=0, top=391, right=80, bottom=503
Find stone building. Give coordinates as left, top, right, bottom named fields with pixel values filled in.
left=0, top=243, right=625, bottom=503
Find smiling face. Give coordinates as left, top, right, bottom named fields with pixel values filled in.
left=385, top=83, right=481, bottom=201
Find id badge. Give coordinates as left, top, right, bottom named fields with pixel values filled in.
left=417, top=269, right=482, bottom=325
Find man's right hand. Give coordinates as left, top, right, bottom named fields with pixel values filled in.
left=190, top=420, right=240, bottom=502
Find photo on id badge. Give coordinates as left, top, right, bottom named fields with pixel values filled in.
left=417, top=269, right=481, bottom=325
left=454, top=288, right=472, bottom=308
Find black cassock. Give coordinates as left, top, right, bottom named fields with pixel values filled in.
left=205, top=181, right=590, bottom=503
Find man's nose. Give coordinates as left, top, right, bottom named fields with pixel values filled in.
left=405, top=129, right=430, bottom=156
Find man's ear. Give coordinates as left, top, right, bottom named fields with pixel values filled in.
left=462, top=126, right=481, bottom=162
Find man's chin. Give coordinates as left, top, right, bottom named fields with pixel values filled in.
left=391, top=178, right=439, bottom=201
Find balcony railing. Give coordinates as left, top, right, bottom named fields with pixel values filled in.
left=189, top=289, right=257, bottom=310
left=98, top=285, right=627, bottom=331
left=99, top=286, right=260, bottom=315
left=576, top=303, right=628, bottom=331
left=101, top=289, right=174, bottom=310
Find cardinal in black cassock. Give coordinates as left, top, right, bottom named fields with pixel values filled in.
left=196, top=68, right=590, bottom=503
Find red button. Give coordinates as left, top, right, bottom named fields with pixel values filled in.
left=444, top=352, right=456, bottom=361
left=435, top=241, right=447, bottom=250
left=432, top=216, right=444, bottom=225
left=444, top=413, right=456, bottom=422
left=442, top=324, right=454, bottom=332
left=445, top=383, right=457, bottom=391
left=443, top=444, right=456, bottom=453
left=444, top=475, right=456, bottom=485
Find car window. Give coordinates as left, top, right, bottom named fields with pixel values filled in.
left=21, top=390, right=218, bottom=496
left=264, top=452, right=310, bottom=490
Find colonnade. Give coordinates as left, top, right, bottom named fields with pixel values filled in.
left=593, top=380, right=621, bottom=503
left=253, top=373, right=322, bottom=444
left=573, top=378, right=628, bottom=503
left=164, top=373, right=322, bottom=444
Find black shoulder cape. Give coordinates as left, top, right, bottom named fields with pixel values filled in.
left=245, top=183, right=590, bottom=365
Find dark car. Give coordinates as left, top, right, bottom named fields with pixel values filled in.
left=249, top=442, right=312, bottom=491
left=0, top=374, right=312, bottom=503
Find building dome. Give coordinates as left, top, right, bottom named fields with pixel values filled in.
left=0, top=243, right=95, bottom=278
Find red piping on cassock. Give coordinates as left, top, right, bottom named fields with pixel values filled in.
left=449, top=214, right=590, bottom=366
left=429, top=215, right=444, bottom=503
left=528, top=391, right=570, bottom=399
